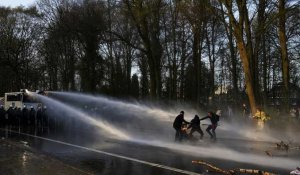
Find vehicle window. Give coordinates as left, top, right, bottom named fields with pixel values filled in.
left=6, top=94, right=22, bottom=101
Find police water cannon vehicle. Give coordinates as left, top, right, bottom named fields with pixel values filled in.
left=3, top=89, right=44, bottom=110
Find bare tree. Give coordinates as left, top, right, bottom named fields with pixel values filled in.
left=124, top=0, right=164, bottom=99
left=278, top=0, right=290, bottom=112
left=220, top=0, right=258, bottom=114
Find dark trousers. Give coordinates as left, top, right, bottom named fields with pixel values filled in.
left=189, top=127, right=204, bottom=139
left=206, top=124, right=217, bottom=139
left=0, top=118, right=4, bottom=127
left=174, top=128, right=182, bottom=142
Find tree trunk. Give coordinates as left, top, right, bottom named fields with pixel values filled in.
left=81, top=36, right=98, bottom=92
left=192, top=27, right=201, bottom=103
left=220, top=4, right=239, bottom=104
left=262, top=35, right=268, bottom=106
left=278, top=0, right=290, bottom=112
left=244, top=5, right=260, bottom=106
left=205, top=24, right=216, bottom=97
left=236, top=39, right=257, bottom=115
left=124, top=0, right=162, bottom=100
left=223, top=0, right=258, bottom=115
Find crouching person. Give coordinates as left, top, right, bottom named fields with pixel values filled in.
left=188, top=115, right=204, bottom=140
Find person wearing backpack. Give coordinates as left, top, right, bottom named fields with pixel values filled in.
left=200, top=111, right=220, bottom=141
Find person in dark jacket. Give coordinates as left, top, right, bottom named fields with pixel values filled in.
left=29, top=106, right=36, bottom=127
left=242, top=103, right=249, bottom=119
left=42, top=106, right=49, bottom=128
left=0, top=105, right=6, bottom=127
left=6, top=105, right=14, bottom=127
left=188, top=115, right=204, bottom=139
left=36, top=106, right=43, bottom=128
left=22, top=105, right=29, bottom=127
left=200, top=111, right=219, bottom=140
left=13, top=107, right=19, bottom=127
left=173, top=111, right=189, bottom=142
left=16, top=107, right=22, bottom=128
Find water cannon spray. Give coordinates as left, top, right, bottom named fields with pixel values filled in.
left=36, top=90, right=46, bottom=95
left=20, top=89, right=29, bottom=94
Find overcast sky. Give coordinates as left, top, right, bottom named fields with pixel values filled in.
left=0, top=0, right=36, bottom=7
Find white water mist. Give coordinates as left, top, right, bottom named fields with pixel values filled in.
left=34, top=91, right=300, bottom=171
left=47, top=91, right=286, bottom=143
left=28, top=91, right=130, bottom=139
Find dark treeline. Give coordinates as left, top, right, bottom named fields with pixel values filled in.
left=1, top=0, right=300, bottom=114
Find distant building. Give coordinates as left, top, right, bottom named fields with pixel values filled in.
left=268, top=82, right=300, bottom=107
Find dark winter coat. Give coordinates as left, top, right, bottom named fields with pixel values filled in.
left=22, top=108, right=29, bottom=123
left=173, top=114, right=189, bottom=130
left=0, top=108, right=5, bottom=122
left=29, top=109, right=36, bottom=123
left=16, top=108, right=22, bottom=121
left=0, top=108, right=5, bottom=118
left=36, top=109, right=42, bottom=121
left=7, top=107, right=14, bottom=121
left=188, top=116, right=201, bottom=129
left=200, top=113, right=219, bottom=125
